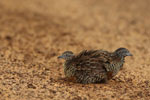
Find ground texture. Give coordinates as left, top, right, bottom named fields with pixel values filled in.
left=0, top=0, right=150, bottom=100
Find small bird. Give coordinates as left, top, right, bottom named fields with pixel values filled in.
left=58, top=48, right=132, bottom=84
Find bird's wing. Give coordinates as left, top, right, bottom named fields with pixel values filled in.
left=70, top=50, right=112, bottom=76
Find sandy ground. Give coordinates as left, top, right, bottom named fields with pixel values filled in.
left=0, top=0, right=150, bottom=100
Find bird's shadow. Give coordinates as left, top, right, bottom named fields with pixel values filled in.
left=57, top=77, right=124, bottom=85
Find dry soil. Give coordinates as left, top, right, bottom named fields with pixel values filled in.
left=0, top=0, right=150, bottom=100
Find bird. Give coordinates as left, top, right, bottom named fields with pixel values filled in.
left=58, top=48, right=132, bottom=84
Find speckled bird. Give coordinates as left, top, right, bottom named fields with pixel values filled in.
left=58, top=48, right=132, bottom=84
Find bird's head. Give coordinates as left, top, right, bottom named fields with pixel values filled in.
left=114, top=48, right=133, bottom=57
left=58, top=51, right=74, bottom=60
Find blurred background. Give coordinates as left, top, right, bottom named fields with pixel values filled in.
left=0, top=0, right=150, bottom=100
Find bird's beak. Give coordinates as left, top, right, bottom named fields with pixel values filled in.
left=57, top=56, right=63, bottom=59
left=127, top=52, right=133, bottom=56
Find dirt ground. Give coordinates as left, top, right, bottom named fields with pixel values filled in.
left=0, top=0, right=150, bottom=100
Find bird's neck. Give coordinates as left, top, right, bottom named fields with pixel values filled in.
left=112, top=53, right=125, bottom=62
left=65, top=59, right=72, bottom=66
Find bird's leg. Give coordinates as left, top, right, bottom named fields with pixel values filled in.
left=101, top=78, right=108, bottom=84
left=65, top=76, right=77, bottom=83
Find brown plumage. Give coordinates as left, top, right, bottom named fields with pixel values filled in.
left=58, top=48, right=132, bottom=84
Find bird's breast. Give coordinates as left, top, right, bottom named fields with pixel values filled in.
left=64, top=62, right=76, bottom=77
